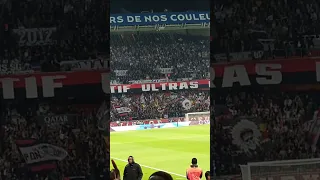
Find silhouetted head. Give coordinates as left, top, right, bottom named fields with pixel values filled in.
left=192, top=158, right=198, bottom=164
left=205, top=171, right=210, bottom=180
left=128, top=156, right=135, bottom=164
left=149, top=171, right=173, bottom=180
left=191, top=158, right=198, bottom=168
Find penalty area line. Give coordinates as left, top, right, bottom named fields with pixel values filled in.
left=111, top=157, right=185, bottom=178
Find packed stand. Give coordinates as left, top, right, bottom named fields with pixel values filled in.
left=213, top=89, right=320, bottom=176
left=212, top=0, right=320, bottom=61
left=0, top=0, right=108, bottom=74
left=111, top=32, right=209, bottom=84
left=111, top=0, right=208, bottom=14
left=0, top=100, right=109, bottom=180
left=111, top=91, right=209, bottom=121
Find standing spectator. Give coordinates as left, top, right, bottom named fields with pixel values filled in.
left=186, top=158, right=203, bottom=180
left=123, top=156, right=143, bottom=180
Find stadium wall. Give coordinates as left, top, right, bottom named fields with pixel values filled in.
left=110, top=117, right=209, bottom=132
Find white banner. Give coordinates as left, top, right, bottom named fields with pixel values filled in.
left=0, top=59, right=34, bottom=75
left=114, top=70, right=128, bottom=76
left=19, top=143, right=68, bottom=164
left=159, top=68, right=173, bottom=74
left=60, top=59, right=108, bottom=71
left=13, top=27, right=57, bottom=46
left=116, top=107, right=131, bottom=114
left=214, top=51, right=264, bottom=62
left=128, top=79, right=167, bottom=84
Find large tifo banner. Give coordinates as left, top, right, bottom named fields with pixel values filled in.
left=0, top=71, right=109, bottom=99
left=110, top=11, right=210, bottom=26
left=16, top=139, right=68, bottom=172
left=211, top=58, right=320, bottom=88
left=111, top=79, right=209, bottom=93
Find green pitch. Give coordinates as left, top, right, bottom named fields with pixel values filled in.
left=110, top=125, right=210, bottom=180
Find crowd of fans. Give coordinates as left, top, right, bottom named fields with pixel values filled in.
left=0, top=99, right=109, bottom=180
left=111, top=32, right=209, bottom=84
left=0, top=0, right=108, bottom=74
left=212, top=89, right=320, bottom=176
left=212, top=0, right=320, bottom=61
left=111, top=0, right=208, bottom=14
left=111, top=91, right=209, bottom=121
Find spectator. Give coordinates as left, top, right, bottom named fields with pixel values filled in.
left=111, top=33, right=209, bottom=83
left=205, top=171, right=210, bottom=180
left=0, top=0, right=108, bottom=74
left=213, top=89, right=320, bottom=176
left=0, top=99, right=109, bottom=180
left=111, top=159, right=121, bottom=180
left=212, top=0, right=320, bottom=61
left=149, top=171, right=174, bottom=180
left=186, top=158, right=203, bottom=180
left=111, top=91, right=209, bottom=121
left=123, top=156, right=143, bottom=180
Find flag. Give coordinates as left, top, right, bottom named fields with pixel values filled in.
left=115, top=107, right=131, bottom=116
left=16, top=139, right=68, bottom=172
left=97, top=101, right=109, bottom=131
left=307, top=110, right=320, bottom=151
left=182, top=99, right=192, bottom=110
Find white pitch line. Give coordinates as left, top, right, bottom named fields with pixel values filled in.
left=111, top=135, right=208, bottom=145
left=111, top=157, right=185, bottom=178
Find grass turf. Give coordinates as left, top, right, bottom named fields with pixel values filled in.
left=110, top=125, right=209, bottom=180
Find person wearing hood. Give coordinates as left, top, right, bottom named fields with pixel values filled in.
left=123, top=156, right=143, bottom=180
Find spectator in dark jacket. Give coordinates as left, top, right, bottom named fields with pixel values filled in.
left=123, top=156, right=143, bottom=180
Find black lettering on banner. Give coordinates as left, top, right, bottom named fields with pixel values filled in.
left=23, top=153, right=29, bottom=162
left=28, top=150, right=43, bottom=160
left=41, top=145, right=62, bottom=157
left=13, top=28, right=57, bottom=46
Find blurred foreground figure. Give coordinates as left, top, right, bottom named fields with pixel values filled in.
left=111, top=159, right=121, bottom=180
left=149, top=171, right=173, bottom=180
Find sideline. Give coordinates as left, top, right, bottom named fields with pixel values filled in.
left=111, top=157, right=185, bottom=178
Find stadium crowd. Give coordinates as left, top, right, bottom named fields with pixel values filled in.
left=211, top=0, right=320, bottom=177
left=111, top=33, right=209, bottom=83
left=213, top=89, right=320, bottom=176
left=110, top=2, right=210, bottom=179
left=0, top=0, right=108, bottom=74
left=0, top=99, right=109, bottom=180
left=111, top=91, right=209, bottom=121
left=110, top=0, right=208, bottom=14
left=212, top=0, right=320, bottom=61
